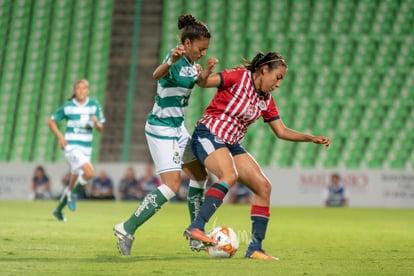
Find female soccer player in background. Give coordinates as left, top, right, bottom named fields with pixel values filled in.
left=113, top=14, right=218, bottom=255
left=49, top=79, right=105, bottom=221
left=184, top=52, right=331, bottom=260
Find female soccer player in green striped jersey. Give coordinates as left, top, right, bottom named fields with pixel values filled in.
left=49, top=79, right=105, bottom=221
left=113, top=14, right=218, bottom=256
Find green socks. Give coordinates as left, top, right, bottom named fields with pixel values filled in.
left=56, top=187, right=69, bottom=211
left=56, top=182, right=83, bottom=211
left=187, top=186, right=204, bottom=222
left=72, top=182, right=84, bottom=195
left=124, top=184, right=174, bottom=235
left=187, top=180, right=206, bottom=222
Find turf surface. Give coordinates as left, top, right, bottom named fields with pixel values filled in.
left=1, top=201, right=413, bottom=275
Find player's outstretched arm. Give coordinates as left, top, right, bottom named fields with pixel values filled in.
left=269, top=119, right=330, bottom=149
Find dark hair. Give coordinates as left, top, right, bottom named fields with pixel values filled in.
left=331, top=173, right=341, bottom=180
left=178, top=14, right=211, bottom=44
left=35, top=166, right=45, bottom=174
left=243, top=52, right=288, bottom=73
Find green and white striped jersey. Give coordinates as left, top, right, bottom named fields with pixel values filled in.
left=145, top=50, right=199, bottom=139
left=51, top=97, right=105, bottom=156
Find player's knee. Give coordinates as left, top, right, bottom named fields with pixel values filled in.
left=169, top=182, right=181, bottom=194
left=162, top=180, right=181, bottom=194
left=83, top=168, right=94, bottom=180
left=191, top=169, right=208, bottom=181
left=225, top=171, right=238, bottom=187
left=257, top=180, right=272, bottom=198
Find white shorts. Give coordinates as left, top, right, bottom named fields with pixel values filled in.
left=64, top=148, right=91, bottom=174
left=146, top=128, right=197, bottom=175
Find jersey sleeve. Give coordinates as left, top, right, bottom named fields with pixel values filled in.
left=218, top=69, right=243, bottom=90
left=162, top=50, right=177, bottom=82
left=95, top=101, right=106, bottom=123
left=262, top=95, right=280, bottom=122
left=51, top=105, right=66, bottom=123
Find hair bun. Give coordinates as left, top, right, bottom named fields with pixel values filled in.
left=178, top=14, right=197, bottom=30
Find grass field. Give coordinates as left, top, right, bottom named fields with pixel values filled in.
left=1, top=201, right=413, bottom=275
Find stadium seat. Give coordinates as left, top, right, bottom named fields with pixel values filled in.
left=308, top=0, right=332, bottom=35
left=349, top=0, right=376, bottom=35
left=289, top=34, right=311, bottom=68
left=268, top=0, right=289, bottom=37
left=289, top=0, right=311, bottom=34
left=9, top=0, right=53, bottom=161
left=184, top=0, right=204, bottom=21
left=309, top=35, right=333, bottom=67
left=0, top=0, right=11, bottom=63
left=371, top=0, right=398, bottom=36
left=0, top=1, right=32, bottom=161
left=246, top=1, right=266, bottom=38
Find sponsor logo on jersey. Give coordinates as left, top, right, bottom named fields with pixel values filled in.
left=179, top=66, right=197, bottom=77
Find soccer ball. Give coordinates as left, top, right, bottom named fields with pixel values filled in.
left=206, top=226, right=239, bottom=258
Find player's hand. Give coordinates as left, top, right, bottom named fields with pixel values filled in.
left=58, top=137, right=68, bottom=150
left=195, top=63, right=203, bottom=74
left=205, top=58, right=219, bottom=74
left=312, top=136, right=330, bottom=149
left=90, top=115, right=98, bottom=123
left=170, top=44, right=185, bottom=63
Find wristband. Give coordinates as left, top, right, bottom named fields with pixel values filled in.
left=166, top=58, right=173, bottom=66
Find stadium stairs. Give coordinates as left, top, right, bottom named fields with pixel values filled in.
left=101, top=0, right=162, bottom=162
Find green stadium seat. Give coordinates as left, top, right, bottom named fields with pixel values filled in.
left=309, top=35, right=333, bottom=67
left=329, top=1, right=356, bottom=35
left=268, top=0, right=289, bottom=37
left=350, top=1, right=376, bottom=35
left=268, top=33, right=290, bottom=59
left=10, top=0, right=53, bottom=161
left=331, top=35, right=353, bottom=67
left=184, top=0, right=204, bottom=21
left=352, top=35, right=377, bottom=69
left=246, top=1, right=266, bottom=38
left=393, top=1, right=414, bottom=35
left=246, top=33, right=265, bottom=59
left=372, top=1, right=397, bottom=36
left=308, top=0, right=332, bottom=35
left=289, top=0, right=311, bottom=34
left=161, top=0, right=186, bottom=55
left=226, top=0, right=246, bottom=37
left=0, top=0, right=11, bottom=62
left=0, top=1, right=33, bottom=161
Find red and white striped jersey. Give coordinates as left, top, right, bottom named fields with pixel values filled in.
left=198, top=68, right=280, bottom=144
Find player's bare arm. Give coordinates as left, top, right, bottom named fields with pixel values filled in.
left=152, top=44, right=185, bottom=81
left=196, top=58, right=219, bottom=87
left=90, top=115, right=103, bottom=132
left=269, top=119, right=330, bottom=148
left=47, top=118, right=67, bottom=150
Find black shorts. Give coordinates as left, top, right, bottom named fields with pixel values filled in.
left=191, top=124, right=246, bottom=164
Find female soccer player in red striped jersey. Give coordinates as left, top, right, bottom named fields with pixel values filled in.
left=184, top=52, right=331, bottom=261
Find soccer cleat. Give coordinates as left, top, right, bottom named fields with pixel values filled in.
left=67, top=192, right=77, bottom=211
left=245, top=250, right=279, bottom=261
left=113, top=222, right=135, bottom=256
left=53, top=209, right=66, bottom=222
left=183, top=228, right=216, bottom=246
left=189, top=238, right=206, bottom=252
